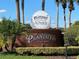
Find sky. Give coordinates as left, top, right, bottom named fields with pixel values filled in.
left=0, top=0, right=79, bottom=28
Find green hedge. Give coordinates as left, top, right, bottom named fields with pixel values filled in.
left=16, top=46, right=79, bottom=55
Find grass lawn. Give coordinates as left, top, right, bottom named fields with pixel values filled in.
left=0, top=54, right=45, bottom=59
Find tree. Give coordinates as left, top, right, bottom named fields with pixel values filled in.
left=61, top=0, right=67, bottom=31
left=72, top=21, right=79, bottom=45
left=42, top=0, right=45, bottom=10
left=0, top=18, right=16, bottom=51
left=73, top=21, right=79, bottom=25
left=22, top=0, right=24, bottom=24
left=16, top=0, right=20, bottom=24
left=64, top=21, right=79, bottom=46
left=55, top=0, right=60, bottom=29
left=68, top=0, right=74, bottom=30
left=0, top=17, right=25, bottom=51
left=0, top=18, right=32, bottom=51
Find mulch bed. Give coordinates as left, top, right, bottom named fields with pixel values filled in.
left=46, top=56, right=77, bottom=59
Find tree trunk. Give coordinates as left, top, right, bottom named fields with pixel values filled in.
left=64, top=9, right=66, bottom=31
left=69, top=11, right=71, bottom=30
left=11, top=34, right=17, bottom=52
left=16, top=0, right=20, bottom=24
left=42, top=0, right=45, bottom=11
left=22, top=0, right=24, bottom=24
left=56, top=3, right=59, bottom=29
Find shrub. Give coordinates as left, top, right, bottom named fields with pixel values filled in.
left=16, top=46, right=79, bottom=55
left=75, top=36, right=79, bottom=45
left=0, top=34, right=4, bottom=48
left=64, top=31, right=78, bottom=46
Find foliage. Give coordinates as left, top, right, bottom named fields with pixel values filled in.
left=64, top=21, right=79, bottom=46
left=75, top=36, right=79, bottom=45
left=73, top=21, right=79, bottom=25
left=0, top=34, right=4, bottom=48
left=0, top=18, right=16, bottom=35
left=24, top=24, right=32, bottom=29
left=0, top=17, right=31, bottom=34
left=0, top=17, right=32, bottom=51
left=0, top=17, right=19, bottom=48
left=0, top=17, right=31, bottom=38
left=16, top=47, right=79, bottom=55
left=64, top=30, right=78, bottom=46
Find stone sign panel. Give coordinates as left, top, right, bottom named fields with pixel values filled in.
left=15, top=29, right=64, bottom=47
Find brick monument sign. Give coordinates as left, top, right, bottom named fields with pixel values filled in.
left=15, top=11, right=64, bottom=47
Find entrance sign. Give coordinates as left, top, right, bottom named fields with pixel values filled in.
left=26, top=33, right=56, bottom=43
left=31, top=10, right=50, bottom=29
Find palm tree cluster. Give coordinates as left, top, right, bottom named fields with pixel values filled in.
left=55, top=0, right=79, bottom=31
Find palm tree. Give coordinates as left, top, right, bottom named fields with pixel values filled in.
left=22, top=0, right=24, bottom=24
left=16, top=0, right=20, bottom=24
left=55, top=0, right=60, bottom=29
left=61, top=0, right=67, bottom=31
left=42, top=0, right=45, bottom=10
left=11, top=0, right=21, bottom=51
left=68, top=0, right=74, bottom=30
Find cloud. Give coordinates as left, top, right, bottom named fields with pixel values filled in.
left=0, top=9, right=7, bottom=13
left=0, top=18, right=2, bottom=21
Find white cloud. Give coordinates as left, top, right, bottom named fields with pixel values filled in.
left=0, top=9, right=7, bottom=13
left=0, top=18, right=2, bottom=21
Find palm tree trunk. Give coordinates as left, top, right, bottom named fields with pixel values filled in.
left=56, top=4, right=59, bottom=29
left=22, top=0, right=24, bottom=24
left=42, top=0, right=45, bottom=11
left=16, top=0, right=20, bottom=24
left=11, top=0, right=20, bottom=51
left=11, top=34, right=16, bottom=51
left=69, top=11, right=71, bottom=30
left=64, top=9, right=66, bottom=31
